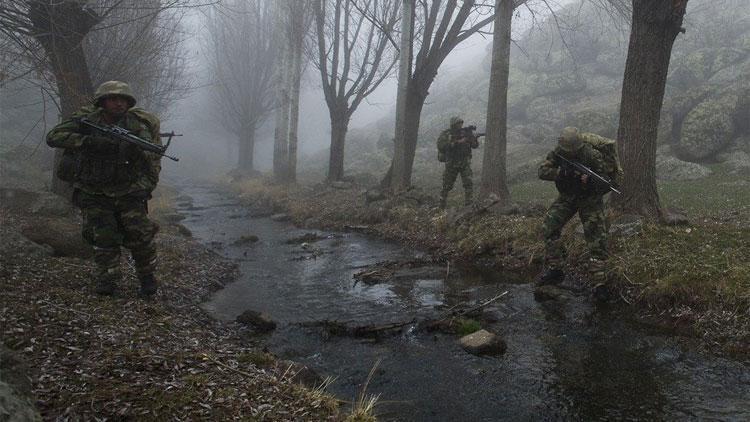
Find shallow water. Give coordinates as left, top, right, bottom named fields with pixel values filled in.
left=180, top=185, right=749, bottom=421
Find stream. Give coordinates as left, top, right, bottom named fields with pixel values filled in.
left=179, top=185, right=749, bottom=421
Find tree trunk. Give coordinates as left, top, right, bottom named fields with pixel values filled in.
left=272, top=4, right=292, bottom=183
left=327, top=111, right=349, bottom=181
left=237, top=124, right=255, bottom=173
left=389, top=0, right=414, bottom=191
left=287, top=13, right=304, bottom=184
left=479, top=0, right=512, bottom=202
left=29, top=0, right=99, bottom=197
left=613, top=0, right=688, bottom=219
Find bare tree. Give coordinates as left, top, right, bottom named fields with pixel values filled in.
left=612, top=0, right=689, bottom=219
left=479, top=0, right=518, bottom=202
left=206, top=0, right=277, bottom=173
left=0, top=0, right=198, bottom=194
left=384, top=0, right=495, bottom=190
left=286, top=1, right=313, bottom=183
left=312, top=0, right=400, bottom=182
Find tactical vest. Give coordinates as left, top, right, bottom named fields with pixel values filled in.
left=75, top=113, right=152, bottom=188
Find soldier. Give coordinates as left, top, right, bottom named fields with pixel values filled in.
left=537, top=127, right=622, bottom=298
left=437, top=116, right=479, bottom=208
left=47, top=81, right=163, bottom=297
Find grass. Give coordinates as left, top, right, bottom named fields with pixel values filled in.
left=456, top=318, right=482, bottom=336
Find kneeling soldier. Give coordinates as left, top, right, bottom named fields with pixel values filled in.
left=538, top=127, right=622, bottom=298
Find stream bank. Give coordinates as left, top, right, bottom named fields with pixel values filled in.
left=183, top=184, right=750, bottom=421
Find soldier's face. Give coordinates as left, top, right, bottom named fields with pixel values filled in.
left=102, top=96, right=129, bottom=118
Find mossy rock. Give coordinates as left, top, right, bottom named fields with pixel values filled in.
left=679, top=93, right=738, bottom=160
left=566, top=109, right=618, bottom=139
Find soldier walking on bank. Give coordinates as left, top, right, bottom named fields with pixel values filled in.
left=538, top=127, right=623, bottom=298
left=437, top=116, right=479, bottom=208
left=46, top=81, right=163, bottom=297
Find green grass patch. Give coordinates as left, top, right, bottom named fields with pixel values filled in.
left=657, top=164, right=750, bottom=218
left=456, top=318, right=482, bottom=336
left=237, top=351, right=276, bottom=367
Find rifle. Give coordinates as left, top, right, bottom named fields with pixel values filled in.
left=554, top=152, right=621, bottom=195
left=78, top=118, right=180, bottom=162
left=456, top=125, right=485, bottom=140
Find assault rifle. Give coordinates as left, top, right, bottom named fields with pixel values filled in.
left=457, top=125, right=485, bottom=140
left=78, top=118, right=180, bottom=161
left=554, top=152, right=621, bottom=195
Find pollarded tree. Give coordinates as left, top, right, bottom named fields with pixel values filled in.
left=206, top=0, right=278, bottom=173
left=612, top=0, right=689, bottom=219
left=312, top=0, right=400, bottom=182
left=385, top=0, right=495, bottom=190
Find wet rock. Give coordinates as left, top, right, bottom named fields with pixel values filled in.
left=330, top=181, right=353, bottom=190
left=459, top=329, right=507, bottom=356
left=275, top=360, right=323, bottom=388
left=533, top=285, right=572, bottom=302
left=233, top=235, right=259, bottom=245
left=610, top=214, right=644, bottom=237
left=285, top=233, right=325, bottom=244
left=662, top=208, right=690, bottom=226
left=236, top=310, right=277, bottom=333
left=656, top=154, right=712, bottom=181
left=270, top=213, right=291, bottom=222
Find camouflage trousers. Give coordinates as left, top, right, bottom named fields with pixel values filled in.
left=441, top=160, right=473, bottom=203
left=542, top=194, right=608, bottom=282
left=75, top=190, right=159, bottom=283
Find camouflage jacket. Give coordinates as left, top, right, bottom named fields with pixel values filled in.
left=47, top=106, right=162, bottom=197
left=437, top=128, right=479, bottom=163
left=538, top=140, right=611, bottom=196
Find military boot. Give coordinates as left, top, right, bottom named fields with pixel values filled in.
left=537, top=268, right=564, bottom=285
left=138, top=273, right=158, bottom=297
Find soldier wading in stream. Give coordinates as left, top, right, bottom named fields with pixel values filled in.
left=46, top=81, right=163, bottom=297
left=537, top=127, right=623, bottom=299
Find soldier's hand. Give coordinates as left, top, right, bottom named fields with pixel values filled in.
left=82, top=134, right=120, bottom=154
left=581, top=174, right=590, bottom=184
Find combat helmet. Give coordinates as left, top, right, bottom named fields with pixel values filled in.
left=93, top=81, right=136, bottom=108
left=558, top=127, right=582, bottom=152
left=449, top=116, right=464, bottom=129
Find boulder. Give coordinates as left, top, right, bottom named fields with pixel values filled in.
left=21, top=219, right=92, bottom=259
left=329, top=181, right=353, bottom=190
left=655, top=154, right=712, bottom=181
left=236, top=310, right=277, bottom=333
left=30, top=192, right=76, bottom=217
left=679, top=93, right=738, bottom=160
left=459, top=329, right=507, bottom=356
left=0, top=229, right=53, bottom=258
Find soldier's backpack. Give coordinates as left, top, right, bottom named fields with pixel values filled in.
left=437, top=130, right=450, bottom=163
left=580, top=132, right=623, bottom=184
left=129, top=107, right=161, bottom=142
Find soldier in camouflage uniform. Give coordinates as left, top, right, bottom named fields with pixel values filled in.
left=437, top=116, right=479, bottom=208
left=46, top=81, right=163, bottom=297
left=538, top=127, right=621, bottom=297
